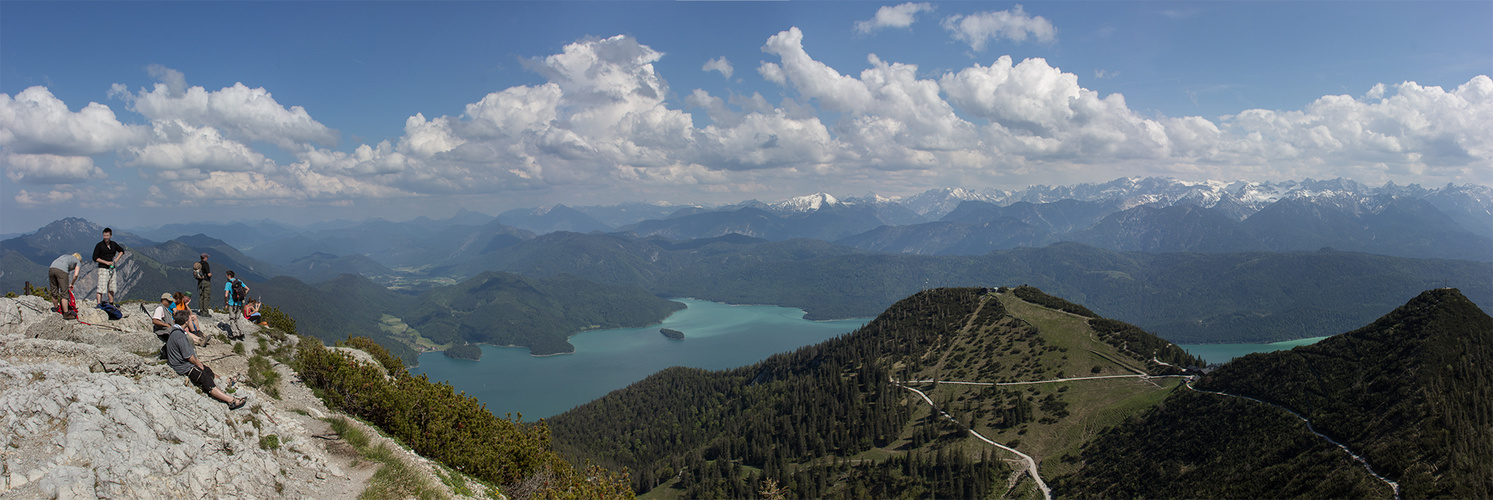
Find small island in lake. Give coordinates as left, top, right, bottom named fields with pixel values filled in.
left=444, top=344, right=483, bottom=360
left=660, top=328, right=685, bottom=340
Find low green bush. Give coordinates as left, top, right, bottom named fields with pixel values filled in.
left=297, top=336, right=631, bottom=498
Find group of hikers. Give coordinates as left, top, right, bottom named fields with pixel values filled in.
left=46, top=227, right=263, bottom=410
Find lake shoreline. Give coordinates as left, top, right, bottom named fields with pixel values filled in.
left=1179, top=336, right=1330, bottom=365
left=409, top=298, right=868, bottom=420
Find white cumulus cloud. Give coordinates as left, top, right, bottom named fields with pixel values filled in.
left=702, top=56, right=734, bottom=79
left=0, top=86, right=146, bottom=157
left=113, top=68, right=338, bottom=152
left=122, top=120, right=273, bottom=180
left=14, top=183, right=123, bottom=209
left=1216, top=75, right=1493, bottom=179
left=16, top=28, right=1485, bottom=207
left=14, top=188, right=75, bottom=207
left=942, top=5, right=1056, bottom=52
left=2, top=153, right=106, bottom=184
left=855, top=3, right=935, bottom=34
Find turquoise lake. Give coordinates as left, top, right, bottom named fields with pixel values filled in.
left=410, top=299, right=868, bottom=420
left=1178, top=336, right=1329, bottom=365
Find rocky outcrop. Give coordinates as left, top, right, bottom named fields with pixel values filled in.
left=0, top=294, right=349, bottom=499
left=0, top=294, right=498, bottom=499
left=0, top=343, right=340, bottom=498
left=0, top=296, right=349, bottom=499
left=226, top=315, right=259, bottom=340
left=2, top=296, right=161, bottom=356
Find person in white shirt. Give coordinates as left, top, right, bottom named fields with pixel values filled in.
left=152, top=293, right=205, bottom=346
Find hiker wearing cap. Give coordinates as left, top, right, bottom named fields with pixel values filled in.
left=165, top=310, right=247, bottom=410
left=194, top=253, right=212, bottom=316
left=48, top=252, right=82, bottom=319
left=153, top=293, right=205, bottom=346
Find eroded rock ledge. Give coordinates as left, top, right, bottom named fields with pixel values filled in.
left=0, top=296, right=343, bottom=499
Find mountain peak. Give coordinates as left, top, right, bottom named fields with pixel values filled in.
left=1364, top=287, right=1488, bottom=338
left=775, top=192, right=841, bottom=213
left=176, top=233, right=229, bottom=248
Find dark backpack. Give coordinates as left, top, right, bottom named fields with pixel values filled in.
left=98, top=301, right=123, bottom=321
left=231, top=279, right=247, bottom=303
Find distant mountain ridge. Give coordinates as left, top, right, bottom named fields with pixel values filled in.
left=6, top=213, right=1492, bottom=347
left=496, top=204, right=611, bottom=234
left=52, top=176, right=1490, bottom=266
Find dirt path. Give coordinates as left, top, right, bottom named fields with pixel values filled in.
left=193, top=311, right=484, bottom=499
left=893, top=380, right=1052, bottom=500
left=899, top=374, right=1185, bottom=386
left=1183, top=379, right=1401, bottom=499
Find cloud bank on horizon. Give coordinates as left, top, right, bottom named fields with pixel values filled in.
left=1, top=2, right=1490, bottom=217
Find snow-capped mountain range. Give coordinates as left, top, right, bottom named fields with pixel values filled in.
left=863, top=177, right=1492, bottom=223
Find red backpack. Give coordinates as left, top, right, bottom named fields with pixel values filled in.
left=56, top=290, right=77, bottom=318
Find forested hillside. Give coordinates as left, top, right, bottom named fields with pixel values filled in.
left=1054, top=288, right=1492, bottom=498
left=253, top=274, right=420, bottom=362
left=1197, top=288, right=1491, bottom=497
left=404, top=271, right=685, bottom=355
left=551, top=286, right=1197, bottom=498
left=255, top=270, right=683, bottom=361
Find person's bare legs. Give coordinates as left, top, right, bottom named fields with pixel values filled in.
left=207, top=387, right=236, bottom=404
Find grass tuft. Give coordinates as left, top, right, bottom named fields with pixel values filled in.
left=326, top=417, right=445, bottom=500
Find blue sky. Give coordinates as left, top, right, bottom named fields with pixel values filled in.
left=2, top=1, right=1490, bottom=230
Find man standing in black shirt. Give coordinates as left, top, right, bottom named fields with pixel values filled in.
left=91, top=227, right=126, bottom=304
left=194, top=253, right=213, bottom=316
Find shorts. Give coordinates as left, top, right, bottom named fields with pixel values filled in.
left=49, top=268, right=68, bottom=300
left=187, top=365, right=217, bottom=392
left=97, top=267, right=117, bottom=294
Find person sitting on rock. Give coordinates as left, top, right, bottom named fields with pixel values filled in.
left=242, top=298, right=263, bottom=325
left=153, top=293, right=204, bottom=346
left=173, top=291, right=207, bottom=340
left=165, top=310, right=247, bottom=410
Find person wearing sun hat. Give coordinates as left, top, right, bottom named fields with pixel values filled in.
left=151, top=293, right=175, bottom=336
